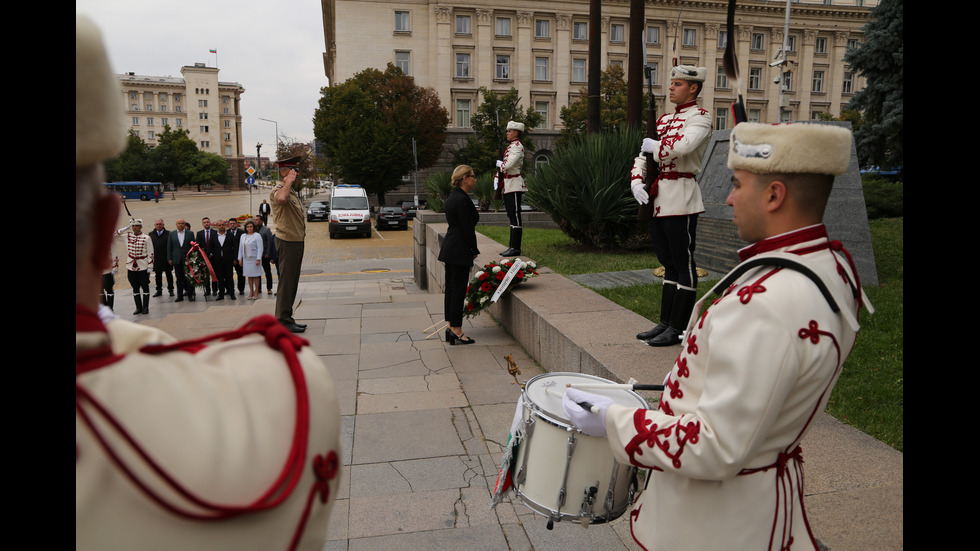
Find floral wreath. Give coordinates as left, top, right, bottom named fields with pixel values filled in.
left=463, top=259, right=539, bottom=318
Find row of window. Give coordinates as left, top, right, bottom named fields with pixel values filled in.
left=130, top=104, right=181, bottom=112
left=132, top=117, right=181, bottom=127
left=129, top=91, right=182, bottom=102
left=394, top=10, right=857, bottom=54
left=131, top=116, right=234, bottom=127
left=455, top=98, right=550, bottom=129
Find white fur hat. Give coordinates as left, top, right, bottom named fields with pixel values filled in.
left=506, top=121, right=525, bottom=132
left=670, top=65, right=706, bottom=83
left=76, top=15, right=126, bottom=167
left=728, top=123, right=852, bottom=176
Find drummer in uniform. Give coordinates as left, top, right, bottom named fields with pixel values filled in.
left=76, top=15, right=341, bottom=550
left=565, top=122, right=869, bottom=550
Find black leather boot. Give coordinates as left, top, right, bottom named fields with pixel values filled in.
left=500, top=227, right=522, bottom=257
left=637, top=283, right=676, bottom=340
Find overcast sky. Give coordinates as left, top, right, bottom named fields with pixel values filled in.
left=77, top=0, right=329, bottom=160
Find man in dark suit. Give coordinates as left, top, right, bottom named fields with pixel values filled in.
left=211, top=219, right=237, bottom=300
left=259, top=199, right=271, bottom=224
left=149, top=219, right=174, bottom=297
left=167, top=218, right=196, bottom=301
left=196, top=217, right=219, bottom=296
left=227, top=218, right=246, bottom=296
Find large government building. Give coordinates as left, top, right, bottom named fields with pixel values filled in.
left=118, top=63, right=247, bottom=188
left=322, top=0, right=877, bottom=190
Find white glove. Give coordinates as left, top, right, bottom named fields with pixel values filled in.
left=562, top=388, right=613, bottom=437
left=631, top=183, right=649, bottom=205
left=640, top=137, right=657, bottom=154
left=496, top=160, right=504, bottom=168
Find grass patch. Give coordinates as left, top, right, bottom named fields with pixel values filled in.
left=825, top=218, right=903, bottom=451
left=479, top=219, right=903, bottom=451
left=476, top=225, right=660, bottom=274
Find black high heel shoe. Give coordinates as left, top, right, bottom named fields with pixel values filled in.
left=445, top=328, right=475, bottom=345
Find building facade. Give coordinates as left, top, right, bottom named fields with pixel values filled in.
left=322, top=0, right=876, bottom=197
left=118, top=63, right=247, bottom=188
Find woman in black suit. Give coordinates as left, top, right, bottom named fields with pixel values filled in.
left=438, top=165, right=480, bottom=345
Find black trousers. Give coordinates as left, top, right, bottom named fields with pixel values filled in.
left=503, top=192, right=523, bottom=227
left=648, top=214, right=699, bottom=289
left=443, top=263, right=471, bottom=327
left=174, top=261, right=195, bottom=297
left=154, top=265, right=174, bottom=292
left=127, top=269, right=150, bottom=294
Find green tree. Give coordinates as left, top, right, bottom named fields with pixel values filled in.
left=314, top=64, right=449, bottom=204
left=454, top=87, right=542, bottom=179
left=844, top=0, right=903, bottom=168
left=104, top=131, right=151, bottom=182
left=150, top=126, right=198, bottom=188
left=182, top=151, right=229, bottom=192
left=559, top=64, right=649, bottom=146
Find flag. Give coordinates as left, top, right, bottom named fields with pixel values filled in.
left=209, top=49, right=217, bottom=53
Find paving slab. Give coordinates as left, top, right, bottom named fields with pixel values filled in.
left=351, top=409, right=465, bottom=465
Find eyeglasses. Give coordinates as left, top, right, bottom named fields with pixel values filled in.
left=467, top=173, right=476, bottom=179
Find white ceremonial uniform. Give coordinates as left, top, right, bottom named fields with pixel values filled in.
left=636, top=100, right=711, bottom=217
left=604, top=224, right=862, bottom=550
left=125, top=231, right=153, bottom=271
left=500, top=138, right=526, bottom=194
left=76, top=308, right=342, bottom=551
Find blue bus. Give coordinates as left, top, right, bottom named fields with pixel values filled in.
left=105, top=182, right=163, bottom=201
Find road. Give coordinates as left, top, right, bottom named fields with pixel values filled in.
left=110, top=188, right=416, bottom=290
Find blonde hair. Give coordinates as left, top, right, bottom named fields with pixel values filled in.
left=451, top=165, right=473, bottom=187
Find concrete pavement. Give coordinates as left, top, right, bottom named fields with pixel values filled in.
left=108, top=193, right=901, bottom=550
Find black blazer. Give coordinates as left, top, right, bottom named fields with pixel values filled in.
left=438, top=186, right=480, bottom=266
left=211, top=232, right=238, bottom=270
left=196, top=229, right=218, bottom=258
left=149, top=228, right=170, bottom=261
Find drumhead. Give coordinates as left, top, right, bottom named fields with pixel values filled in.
left=523, top=372, right=649, bottom=424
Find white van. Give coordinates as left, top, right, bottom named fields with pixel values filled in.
left=329, top=185, right=371, bottom=238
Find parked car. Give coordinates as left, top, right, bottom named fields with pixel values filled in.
left=399, top=201, right=419, bottom=219
left=376, top=206, right=408, bottom=230
left=307, top=201, right=330, bottom=222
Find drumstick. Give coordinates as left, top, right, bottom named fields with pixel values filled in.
left=545, top=386, right=602, bottom=414
left=566, top=383, right=665, bottom=391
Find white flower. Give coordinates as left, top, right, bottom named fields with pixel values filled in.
left=492, top=266, right=502, bottom=273
left=463, top=298, right=470, bottom=306
left=480, top=296, right=488, bottom=304
left=475, top=271, right=485, bottom=279
left=526, top=261, right=536, bottom=269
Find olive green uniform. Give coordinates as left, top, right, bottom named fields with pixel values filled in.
left=270, top=183, right=306, bottom=324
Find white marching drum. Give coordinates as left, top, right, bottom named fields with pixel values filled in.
left=510, top=373, right=649, bottom=526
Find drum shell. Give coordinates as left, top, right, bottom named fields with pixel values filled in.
left=510, top=373, right=649, bottom=524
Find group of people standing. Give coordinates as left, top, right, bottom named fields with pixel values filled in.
left=105, top=214, right=277, bottom=315
left=440, top=64, right=868, bottom=550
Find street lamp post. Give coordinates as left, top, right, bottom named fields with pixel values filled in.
left=254, top=142, right=262, bottom=215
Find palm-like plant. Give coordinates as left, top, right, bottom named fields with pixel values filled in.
left=526, top=126, right=644, bottom=248
left=423, top=170, right=452, bottom=213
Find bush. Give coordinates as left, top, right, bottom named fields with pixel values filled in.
left=862, top=176, right=903, bottom=219
left=423, top=171, right=452, bottom=213
left=526, top=126, right=644, bottom=248
left=473, top=172, right=498, bottom=212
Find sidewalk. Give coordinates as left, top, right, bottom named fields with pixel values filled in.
left=117, top=258, right=902, bottom=551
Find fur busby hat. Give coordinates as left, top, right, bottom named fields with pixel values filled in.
left=728, top=123, right=852, bottom=176
left=669, top=65, right=707, bottom=83
left=76, top=15, right=126, bottom=168
left=506, top=121, right=525, bottom=132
